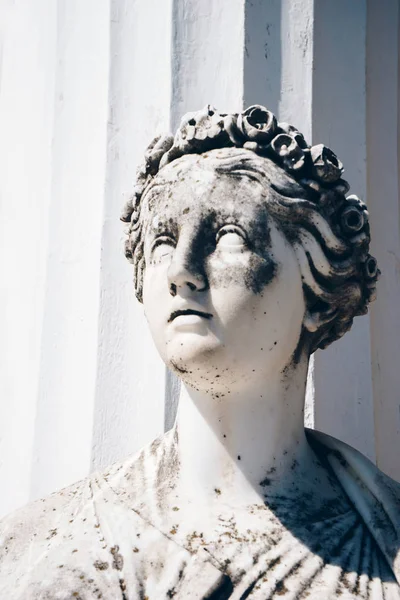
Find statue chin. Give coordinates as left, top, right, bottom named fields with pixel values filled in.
left=1, top=105, right=397, bottom=600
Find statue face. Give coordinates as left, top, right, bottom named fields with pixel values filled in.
left=142, top=158, right=305, bottom=393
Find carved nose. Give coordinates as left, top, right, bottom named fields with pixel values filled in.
left=167, top=250, right=207, bottom=297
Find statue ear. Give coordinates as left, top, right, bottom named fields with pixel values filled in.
left=303, top=306, right=338, bottom=334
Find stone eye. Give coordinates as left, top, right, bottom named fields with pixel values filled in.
left=151, top=237, right=175, bottom=263
left=216, top=226, right=247, bottom=248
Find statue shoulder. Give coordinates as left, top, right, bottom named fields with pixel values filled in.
left=0, top=432, right=164, bottom=555
left=306, top=427, right=400, bottom=495
left=306, top=427, right=400, bottom=583
left=0, top=476, right=94, bottom=598
left=0, top=476, right=88, bottom=550
left=0, top=430, right=180, bottom=599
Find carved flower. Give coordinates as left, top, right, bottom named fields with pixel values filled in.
left=310, top=144, right=344, bottom=183
left=332, top=179, right=350, bottom=196
left=278, top=122, right=309, bottom=150
left=346, top=193, right=367, bottom=213
left=174, top=105, right=227, bottom=151
left=364, top=255, right=379, bottom=280
left=340, top=205, right=365, bottom=235
left=237, top=105, right=277, bottom=144
left=270, top=133, right=306, bottom=172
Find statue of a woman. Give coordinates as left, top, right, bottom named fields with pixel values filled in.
left=1, top=105, right=399, bottom=599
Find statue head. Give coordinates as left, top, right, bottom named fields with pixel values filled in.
left=121, top=105, right=379, bottom=390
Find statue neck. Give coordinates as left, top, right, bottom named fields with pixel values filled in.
left=175, top=355, right=314, bottom=507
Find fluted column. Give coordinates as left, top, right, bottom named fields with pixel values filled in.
left=0, top=0, right=399, bottom=518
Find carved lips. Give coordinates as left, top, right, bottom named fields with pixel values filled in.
left=168, top=309, right=213, bottom=323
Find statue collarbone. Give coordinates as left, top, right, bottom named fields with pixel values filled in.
left=140, top=429, right=356, bottom=574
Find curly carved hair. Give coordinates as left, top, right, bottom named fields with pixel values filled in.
left=121, top=105, right=379, bottom=353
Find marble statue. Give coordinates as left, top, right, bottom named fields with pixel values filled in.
left=1, top=105, right=399, bottom=599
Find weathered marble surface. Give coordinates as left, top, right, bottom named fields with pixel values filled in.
left=1, top=105, right=396, bottom=599
left=1, top=429, right=399, bottom=599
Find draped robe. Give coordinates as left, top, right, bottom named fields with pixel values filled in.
left=1, top=429, right=400, bottom=599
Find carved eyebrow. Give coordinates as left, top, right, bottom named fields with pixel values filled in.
left=149, top=235, right=176, bottom=258
left=216, top=224, right=248, bottom=241
left=143, top=218, right=178, bottom=254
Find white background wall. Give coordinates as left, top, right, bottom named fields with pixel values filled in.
left=0, top=0, right=399, bottom=518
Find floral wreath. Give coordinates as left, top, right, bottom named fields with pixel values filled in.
left=121, top=104, right=379, bottom=307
